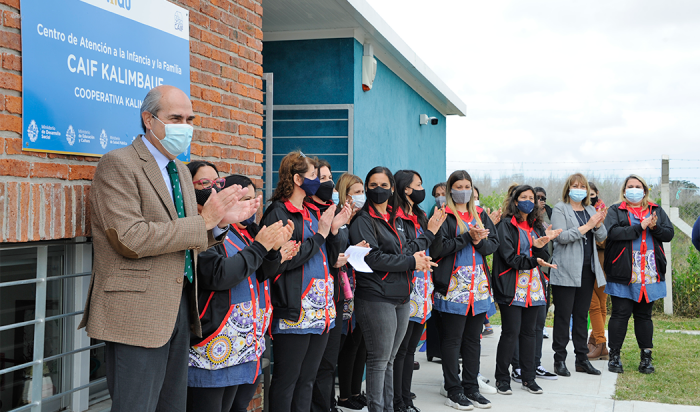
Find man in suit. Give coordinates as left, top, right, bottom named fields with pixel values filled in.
left=79, top=85, right=259, bottom=412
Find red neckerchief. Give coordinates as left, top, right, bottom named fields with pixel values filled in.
left=396, top=207, right=419, bottom=228
left=284, top=199, right=311, bottom=222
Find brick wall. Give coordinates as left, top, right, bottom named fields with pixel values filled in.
left=0, top=0, right=265, bottom=245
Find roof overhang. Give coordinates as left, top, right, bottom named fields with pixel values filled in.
left=262, top=0, right=467, bottom=117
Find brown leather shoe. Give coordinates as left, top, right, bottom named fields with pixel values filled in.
left=587, top=343, right=603, bottom=360
left=599, top=344, right=609, bottom=360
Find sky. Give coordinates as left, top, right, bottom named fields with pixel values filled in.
left=365, top=0, right=700, bottom=187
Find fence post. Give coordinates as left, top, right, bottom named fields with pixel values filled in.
left=661, top=154, right=673, bottom=315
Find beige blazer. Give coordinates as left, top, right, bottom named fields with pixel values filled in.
left=78, top=137, right=224, bottom=348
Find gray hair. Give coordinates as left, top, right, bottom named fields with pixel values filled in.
left=140, top=88, right=163, bottom=133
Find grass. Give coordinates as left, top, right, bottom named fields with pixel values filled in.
left=614, top=316, right=700, bottom=406
left=486, top=308, right=700, bottom=405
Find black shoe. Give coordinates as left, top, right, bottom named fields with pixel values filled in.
left=639, top=349, right=655, bottom=374
left=575, top=359, right=602, bottom=375
left=414, top=361, right=420, bottom=370
left=521, top=380, right=543, bottom=394
left=406, top=406, right=421, bottom=412
left=355, top=393, right=368, bottom=407
left=608, top=348, right=624, bottom=373
left=411, top=391, right=416, bottom=399
left=553, top=361, right=570, bottom=377
left=394, top=406, right=408, bottom=412
left=337, top=396, right=364, bottom=410
left=445, top=392, right=474, bottom=410
left=510, top=368, right=522, bottom=383
left=465, top=392, right=492, bottom=409
left=496, top=380, right=512, bottom=395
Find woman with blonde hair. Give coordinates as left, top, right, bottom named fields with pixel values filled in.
left=604, top=175, right=674, bottom=374
left=433, top=170, right=499, bottom=409
left=335, top=173, right=370, bottom=410
left=549, top=173, right=608, bottom=377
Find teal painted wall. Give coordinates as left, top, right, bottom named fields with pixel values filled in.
left=262, top=39, right=354, bottom=105
left=261, top=38, right=448, bottom=206
left=352, top=40, right=447, bottom=208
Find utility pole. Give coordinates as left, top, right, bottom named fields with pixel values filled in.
left=661, top=155, right=673, bottom=315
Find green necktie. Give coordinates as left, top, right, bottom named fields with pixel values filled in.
left=166, top=161, right=194, bottom=283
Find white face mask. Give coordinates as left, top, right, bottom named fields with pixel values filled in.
left=474, top=200, right=480, bottom=207
left=352, top=194, right=366, bottom=208
left=152, top=115, right=193, bottom=157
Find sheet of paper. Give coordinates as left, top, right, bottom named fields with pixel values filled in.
left=344, top=245, right=373, bottom=273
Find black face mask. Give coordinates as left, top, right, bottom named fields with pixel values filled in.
left=194, top=188, right=218, bottom=206
left=590, top=196, right=599, bottom=206
left=367, top=187, right=392, bottom=204
left=408, top=188, right=425, bottom=204
left=315, top=180, right=335, bottom=202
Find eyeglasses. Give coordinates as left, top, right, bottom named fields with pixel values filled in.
left=537, top=196, right=546, bottom=202
left=193, top=178, right=226, bottom=190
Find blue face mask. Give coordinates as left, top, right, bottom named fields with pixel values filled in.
left=332, top=192, right=340, bottom=204
left=152, top=116, right=193, bottom=157
left=625, top=188, right=645, bottom=203
left=569, top=189, right=588, bottom=202
left=300, top=176, right=321, bottom=196
left=474, top=200, right=480, bottom=207
left=517, top=200, right=535, bottom=214
left=352, top=194, right=366, bottom=208
left=240, top=215, right=256, bottom=227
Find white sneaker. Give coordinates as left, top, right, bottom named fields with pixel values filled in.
left=542, top=327, right=549, bottom=338
left=478, top=376, right=497, bottom=394
left=440, top=383, right=448, bottom=397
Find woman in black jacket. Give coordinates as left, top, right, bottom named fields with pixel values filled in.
left=392, top=170, right=446, bottom=412
left=432, top=170, right=499, bottom=409
left=187, top=174, right=295, bottom=412
left=604, top=175, right=674, bottom=374
left=493, top=185, right=560, bottom=396
left=310, top=158, right=354, bottom=412
left=260, top=151, right=351, bottom=412
left=348, top=166, right=435, bottom=412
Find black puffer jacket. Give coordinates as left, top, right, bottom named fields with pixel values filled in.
left=193, top=224, right=280, bottom=345
left=260, top=200, right=342, bottom=321
left=492, top=216, right=550, bottom=305
left=348, top=206, right=416, bottom=304
left=432, top=207, right=499, bottom=296
left=604, top=202, right=674, bottom=284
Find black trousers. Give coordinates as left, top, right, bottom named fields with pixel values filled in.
left=337, top=322, right=367, bottom=399
left=608, top=296, right=655, bottom=350
left=269, top=331, right=330, bottom=412
left=437, top=311, right=486, bottom=395
left=105, top=286, right=190, bottom=412
left=495, top=304, right=539, bottom=383
left=186, top=376, right=259, bottom=412
left=511, top=304, right=546, bottom=369
left=393, top=320, right=425, bottom=407
left=552, top=265, right=595, bottom=362
left=311, top=306, right=345, bottom=412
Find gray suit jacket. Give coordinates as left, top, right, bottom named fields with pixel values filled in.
left=549, top=202, right=607, bottom=287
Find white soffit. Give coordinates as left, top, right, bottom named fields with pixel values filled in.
left=262, top=0, right=467, bottom=117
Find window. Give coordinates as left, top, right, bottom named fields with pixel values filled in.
left=0, top=242, right=100, bottom=412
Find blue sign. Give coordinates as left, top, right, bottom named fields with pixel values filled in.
left=21, top=0, right=191, bottom=160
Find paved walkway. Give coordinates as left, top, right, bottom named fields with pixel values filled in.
left=404, top=326, right=700, bottom=412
